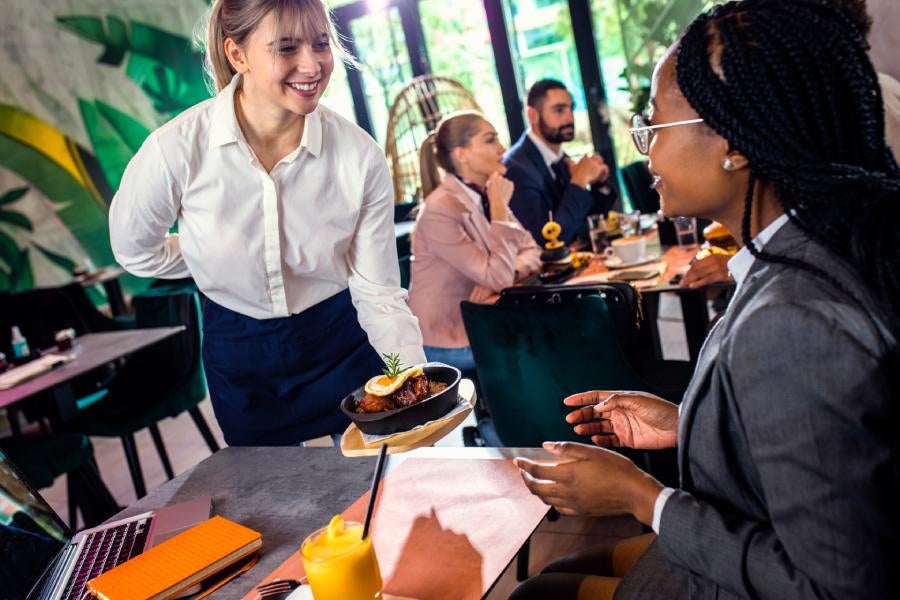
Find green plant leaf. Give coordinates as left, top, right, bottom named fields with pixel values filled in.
left=10, top=248, right=33, bottom=292
left=125, top=54, right=208, bottom=115
left=0, top=229, right=19, bottom=271
left=97, top=16, right=128, bottom=65
left=0, top=135, right=114, bottom=269
left=75, top=99, right=152, bottom=191
left=0, top=187, right=28, bottom=206
left=95, top=101, right=151, bottom=154
left=0, top=209, right=33, bottom=231
left=56, top=15, right=129, bottom=66
left=32, top=242, right=78, bottom=274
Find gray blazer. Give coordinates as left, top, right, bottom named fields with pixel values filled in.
left=648, top=221, right=898, bottom=599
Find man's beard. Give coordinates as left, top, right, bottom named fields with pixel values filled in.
left=539, top=116, right=575, bottom=144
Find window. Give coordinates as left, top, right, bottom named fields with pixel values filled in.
left=504, top=0, right=593, bottom=156
left=418, top=0, right=510, bottom=145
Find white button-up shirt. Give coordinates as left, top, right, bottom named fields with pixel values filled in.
left=110, top=75, right=425, bottom=366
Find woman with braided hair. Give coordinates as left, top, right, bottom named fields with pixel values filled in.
left=513, top=1, right=898, bottom=599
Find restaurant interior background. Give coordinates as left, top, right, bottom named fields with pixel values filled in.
left=1, top=0, right=897, bottom=302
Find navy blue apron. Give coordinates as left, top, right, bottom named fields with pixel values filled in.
left=201, top=289, right=383, bottom=445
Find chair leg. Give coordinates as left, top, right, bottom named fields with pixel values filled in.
left=68, top=462, right=121, bottom=528
left=188, top=407, right=220, bottom=453
left=148, top=424, right=175, bottom=480
left=516, top=538, right=530, bottom=581
left=66, top=474, right=79, bottom=530
left=7, top=408, right=22, bottom=436
left=120, top=433, right=147, bottom=499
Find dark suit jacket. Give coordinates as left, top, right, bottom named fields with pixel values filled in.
left=503, top=132, right=616, bottom=245
left=642, top=221, right=899, bottom=599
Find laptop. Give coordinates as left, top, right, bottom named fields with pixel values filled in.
left=0, top=448, right=211, bottom=600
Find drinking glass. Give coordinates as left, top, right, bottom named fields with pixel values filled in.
left=672, top=216, right=698, bottom=246
left=586, top=214, right=609, bottom=253
left=301, top=517, right=383, bottom=600
left=621, top=210, right=641, bottom=238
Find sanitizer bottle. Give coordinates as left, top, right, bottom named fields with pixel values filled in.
left=10, top=325, right=31, bottom=361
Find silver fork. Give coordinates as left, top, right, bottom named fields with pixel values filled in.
left=255, top=577, right=307, bottom=599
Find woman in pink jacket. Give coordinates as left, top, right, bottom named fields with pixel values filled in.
left=408, top=111, right=542, bottom=371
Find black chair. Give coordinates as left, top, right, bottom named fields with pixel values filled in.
left=7, top=282, right=131, bottom=350
left=4, top=283, right=132, bottom=432
left=76, top=286, right=219, bottom=499
left=621, top=160, right=660, bottom=214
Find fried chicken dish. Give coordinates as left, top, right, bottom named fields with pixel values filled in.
left=356, top=373, right=449, bottom=413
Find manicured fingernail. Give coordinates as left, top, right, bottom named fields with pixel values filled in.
left=543, top=442, right=557, bottom=450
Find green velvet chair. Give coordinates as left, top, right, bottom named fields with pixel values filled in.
left=460, top=295, right=684, bottom=486
left=75, top=286, right=219, bottom=499
left=0, top=433, right=119, bottom=528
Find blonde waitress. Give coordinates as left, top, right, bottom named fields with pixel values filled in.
left=109, top=0, right=425, bottom=445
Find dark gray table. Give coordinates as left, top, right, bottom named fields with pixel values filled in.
left=0, top=328, right=185, bottom=423
left=111, top=447, right=377, bottom=600
left=112, top=446, right=549, bottom=599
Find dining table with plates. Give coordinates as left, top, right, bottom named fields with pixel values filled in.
left=497, top=230, right=733, bottom=363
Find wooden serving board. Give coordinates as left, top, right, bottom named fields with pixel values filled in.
left=340, top=379, right=476, bottom=457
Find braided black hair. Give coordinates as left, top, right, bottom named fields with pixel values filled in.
left=675, top=0, right=900, bottom=325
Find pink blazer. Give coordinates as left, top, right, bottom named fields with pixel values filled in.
left=408, top=174, right=542, bottom=348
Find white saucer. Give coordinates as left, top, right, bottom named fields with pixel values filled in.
left=286, top=585, right=315, bottom=600
left=604, top=252, right=662, bottom=270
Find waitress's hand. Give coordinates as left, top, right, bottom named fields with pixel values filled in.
left=485, top=172, right=514, bottom=222
left=564, top=391, right=679, bottom=450
left=515, top=442, right=662, bottom=524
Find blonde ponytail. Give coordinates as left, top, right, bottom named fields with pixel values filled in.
left=418, top=111, right=486, bottom=198
left=419, top=133, right=442, bottom=198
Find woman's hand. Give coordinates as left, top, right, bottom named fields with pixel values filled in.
left=485, top=172, right=514, bottom=222
left=680, top=254, right=732, bottom=288
left=514, top=441, right=663, bottom=524
left=565, top=391, right=679, bottom=450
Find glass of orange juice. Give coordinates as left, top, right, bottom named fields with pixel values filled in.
left=300, top=515, right=383, bottom=600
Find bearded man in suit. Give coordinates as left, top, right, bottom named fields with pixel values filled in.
left=504, top=79, right=618, bottom=244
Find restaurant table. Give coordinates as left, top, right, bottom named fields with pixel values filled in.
left=516, top=241, right=734, bottom=362
left=110, top=446, right=552, bottom=600
left=0, top=327, right=184, bottom=422
left=75, top=265, right=128, bottom=316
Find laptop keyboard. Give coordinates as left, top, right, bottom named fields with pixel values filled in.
left=60, top=518, right=152, bottom=600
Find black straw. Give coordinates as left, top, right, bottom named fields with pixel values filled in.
left=361, top=443, right=388, bottom=539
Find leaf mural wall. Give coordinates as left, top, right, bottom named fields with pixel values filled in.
left=0, top=0, right=210, bottom=295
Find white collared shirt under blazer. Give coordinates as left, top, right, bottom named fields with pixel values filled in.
left=109, top=75, right=425, bottom=366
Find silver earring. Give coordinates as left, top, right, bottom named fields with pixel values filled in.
left=722, top=158, right=735, bottom=170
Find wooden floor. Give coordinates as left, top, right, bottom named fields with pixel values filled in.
left=2, top=293, right=693, bottom=598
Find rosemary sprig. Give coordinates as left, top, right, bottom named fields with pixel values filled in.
left=381, top=352, right=411, bottom=379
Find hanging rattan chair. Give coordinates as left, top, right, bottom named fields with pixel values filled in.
left=384, top=75, right=482, bottom=204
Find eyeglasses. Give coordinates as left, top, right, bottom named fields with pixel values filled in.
left=628, top=114, right=705, bottom=155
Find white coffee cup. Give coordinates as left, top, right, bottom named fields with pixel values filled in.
left=605, top=235, right=646, bottom=264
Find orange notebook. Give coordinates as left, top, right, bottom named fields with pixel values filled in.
left=87, top=515, right=263, bottom=600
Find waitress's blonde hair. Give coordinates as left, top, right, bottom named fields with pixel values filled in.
left=418, top=111, right=487, bottom=197
left=204, top=0, right=351, bottom=92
